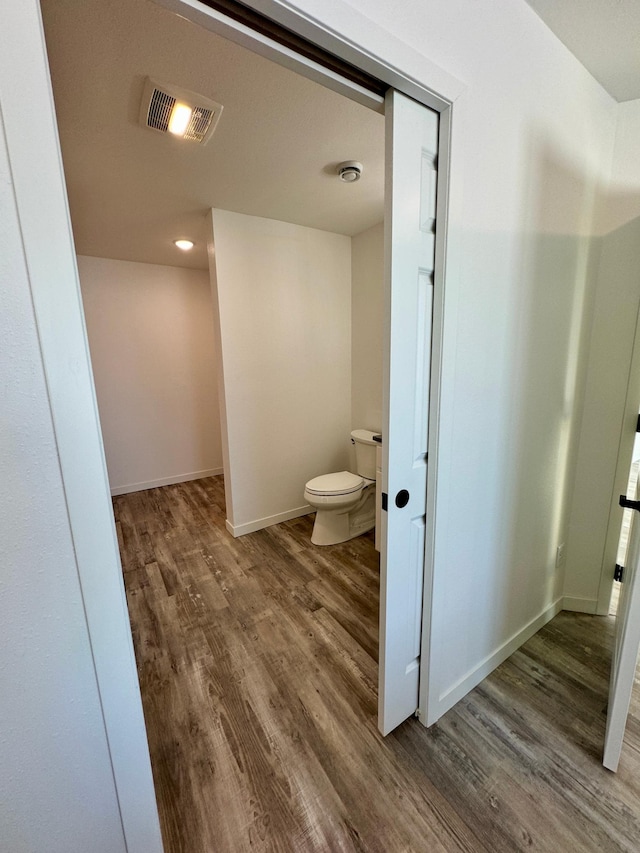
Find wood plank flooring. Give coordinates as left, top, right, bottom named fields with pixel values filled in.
left=114, top=476, right=640, bottom=852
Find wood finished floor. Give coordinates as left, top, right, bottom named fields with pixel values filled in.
left=114, top=476, right=640, bottom=853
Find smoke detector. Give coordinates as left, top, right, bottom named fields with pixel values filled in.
left=337, top=161, right=363, bottom=183
left=139, top=77, right=223, bottom=144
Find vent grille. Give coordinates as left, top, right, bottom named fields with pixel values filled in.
left=147, top=89, right=176, bottom=133
left=140, top=78, right=223, bottom=145
left=184, top=107, right=215, bottom=143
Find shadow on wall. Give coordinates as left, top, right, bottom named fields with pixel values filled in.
left=476, top=137, right=606, bottom=651
left=78, top=258, right=223, bottom=495
left=564, top=208, right=640, bottom=613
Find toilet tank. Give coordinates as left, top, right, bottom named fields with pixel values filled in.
left=351, top=429, right=378, bottom=480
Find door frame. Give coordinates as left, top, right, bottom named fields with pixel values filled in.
left=598, top=297, right=640, bottom=613
left=151, top=0, right=463, bottom=729
left=155, top=0, right=462, bottom=729
left=10, top=1, right=463, bottom=847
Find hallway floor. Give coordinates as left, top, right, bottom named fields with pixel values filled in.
left=114, top=476, right=640, bottom=852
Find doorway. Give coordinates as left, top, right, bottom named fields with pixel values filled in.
left=11, top=0, right=454, bottom=845
left=40, top=0, right=450, bottom=729
left=612, top=414, right=640, bottom=614
left=40, top=2, right=396, bottom=833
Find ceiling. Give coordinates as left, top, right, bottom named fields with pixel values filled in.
left=41, top=0, right=385, bottom=270
left=42, top=0, right=639, bottom=274
left=524, top=0, right=640, bottom=102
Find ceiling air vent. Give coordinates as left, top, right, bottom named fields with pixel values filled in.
left=139, top=77, right=223, bottom=145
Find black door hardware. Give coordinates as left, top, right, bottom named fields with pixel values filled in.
left=395, top=489, right=410, bottom=508
left=620, top=495, right=640, bottom=512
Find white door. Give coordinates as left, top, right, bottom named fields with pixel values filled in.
left=603, top=480, right=640, bottom=771
left=378, top=90, right=438, bottom=735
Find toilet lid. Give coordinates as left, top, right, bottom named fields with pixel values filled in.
left=305, top=471, right=364, bottom=496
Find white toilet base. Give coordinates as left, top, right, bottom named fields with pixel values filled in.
left=310, top=486, right=375, bottom=546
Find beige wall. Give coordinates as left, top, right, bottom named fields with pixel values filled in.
left=210, top=209, right=352, bottom=535
left=78, top=256, right=222, bottom=494
left=351, top=222, right=384, bottom=433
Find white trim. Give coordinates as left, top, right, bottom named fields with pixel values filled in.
left=151, top=0, right=465, bottom=109
left=226, top=505, right=313, bottom=537
left=427, top=597, right=564, bottom=724
left=152, top=0, right=384, bottom=113
left=2, top=4, right=162, bottom=851
left=563, top=596, right=599, bottom=614
left=420, top=102, right=453, bottom=729
left=110, top=467, right=223, bottom=496
left=238, top=0, right=465, bottom=108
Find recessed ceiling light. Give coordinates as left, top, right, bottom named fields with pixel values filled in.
left=174, top=239, right=194, bottom=251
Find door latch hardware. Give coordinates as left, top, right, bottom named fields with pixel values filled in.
left=614, top=564, right=625, bottom=582
left=619, top=495, right=640, bottom=512
left=395, top=489, right=410, bottom=508
left=381, top=492, right=388, bottom=512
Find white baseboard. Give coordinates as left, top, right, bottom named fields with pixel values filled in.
left=429, top=595, right=564, bottom=723
left=226, top=505, right=313, bottom=537
left=110, top=467, right=223, bottom=496
left=561, top=596, right=598, bottom=614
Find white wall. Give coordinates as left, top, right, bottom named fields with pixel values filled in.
left=0, top=114, right=126, bottom=853
left=1, top=4, right=631, bottom=842
left=603, top=100, right=640, bottom=234
left=210, top=209, right=352, bottom=535
left=275, top=0, right=618, bottom=718
left=351, top=222, right=384, bottom=433
left=0, top=90, right=124, bottom=853
left=565, top=99, right=640, bottom=612
left=1, top=5, right=162, bottom=851
left=78, top=256, right=223, bottom=494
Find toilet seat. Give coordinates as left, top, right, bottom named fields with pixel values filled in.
left=305, top=470, right=363, bottom=496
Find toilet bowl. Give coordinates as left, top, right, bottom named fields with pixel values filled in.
left=304, top=430, right=378, bottom=546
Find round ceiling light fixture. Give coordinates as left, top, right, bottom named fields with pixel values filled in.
left=174, top=239, right=194, bottom=251
left=337, top=161, right=363, bottom=183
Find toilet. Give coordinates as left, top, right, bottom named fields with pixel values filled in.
left=304, top=429, right=378, bottom=546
